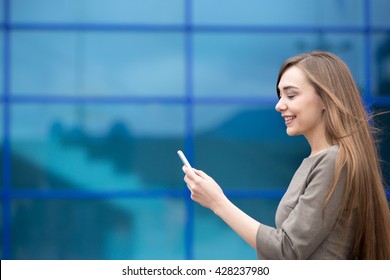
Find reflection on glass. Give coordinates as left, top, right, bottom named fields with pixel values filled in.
left=194, top=198, right=279, bottom=259
left=194, top=105, right=309, bottom=189
left=11, top=32, right=185, bottom=96
left=11, top=198, right=186, bottom=259
left=0, top=104, right=3, bottom=190
left=2, top=0, right=390, bottom=262
left=371, top=0, right=390, bottom=26
left=0, top=33, right=3, bottom=95
left=11, top=104, right=185, bottom=190
left=0, top=202, right=2, bottom=258
left=193, top=0, right=363, bottom=27
left=193, top=33, right=364, bottom=97
left=11, top=0, right=184, bottom=24
left=373, top=34, right=390, bottom=96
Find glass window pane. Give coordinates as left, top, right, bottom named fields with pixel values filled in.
left=372, top=34, right=390, bottom=96
left=373, top=105, right=390, bottom=188
left=11, top=198, right=186, bottom=259
left=193, top=0, right=364, bottom=27
left=0, top=32, right=3, bottom=94
left=0, top=104, right=2, bottom=140
left=194, top=198, right=279, bottom=259
left=11, top=104, right=185, bottom=190
left=0, top=201, right=2, bottom=259
left=194, top=105, right=310, bottom=189
left=194, top=33, right=364, bottom=97
left=11, top=0, right=184, bottom=24
left=0, top=3, right=3, bottom=23
left=0, top=104, right=2, bottom=189
left=371, top=0, right=390, bottom=27
left=11, top=31, right=185, bottom=96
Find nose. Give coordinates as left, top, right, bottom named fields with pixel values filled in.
left=275, top=98, right=287, bottom=112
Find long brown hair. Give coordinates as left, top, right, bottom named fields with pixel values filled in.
left=276, top=50, right=390, bottom=259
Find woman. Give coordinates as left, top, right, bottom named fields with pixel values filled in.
left=182, top=51, right=390, bottom=259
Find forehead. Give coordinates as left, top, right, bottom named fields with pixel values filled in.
left=278, top=66, right=309, bottom=91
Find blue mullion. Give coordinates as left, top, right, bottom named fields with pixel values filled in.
left=6, top=189, right=185, bottom=200
left=4, top=22, right=390, bottom=34
left=11, top=94, right=390, bottom=107
left=9, top=95, right=187, bottom=104
left=193, top=25, right=377, bottom=34
left=7, top=22, right=184, bottom=33
left=8, top=94, right=279, bottom=105
left=1, top=188, right=286, bottom=200
left=2, top=0, right=11, bottom=260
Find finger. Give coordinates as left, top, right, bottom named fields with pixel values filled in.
left=183, top=166, right=197, bottom=179
left=193, top=168, right=209, bottom=179
left=186, top=182, right=195, bottom=193
left=182, top=165, right=191, bottom=173
left=184, top=173, right=198, bottom=188
left=184, top=174, right=191, bottom=185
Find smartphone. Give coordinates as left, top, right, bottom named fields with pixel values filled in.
left=177, top=150, right=192, bottom=168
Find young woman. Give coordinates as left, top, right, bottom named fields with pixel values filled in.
left=182, top=51, right=390, bottom=259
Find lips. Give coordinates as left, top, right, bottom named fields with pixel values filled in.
left=283, top=115, right=296, bottom=125
left=283, top=116, right=297, bottom=122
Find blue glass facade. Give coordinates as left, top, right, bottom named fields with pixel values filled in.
left=1, top=0, right=390, bottom=259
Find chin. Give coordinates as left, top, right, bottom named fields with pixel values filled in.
left=286, top=128, right=299, bottom=136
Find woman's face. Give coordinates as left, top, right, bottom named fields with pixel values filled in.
left=275, top=66, right=325, bottom=141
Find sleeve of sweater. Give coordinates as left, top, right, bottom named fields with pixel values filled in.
left=256, top=148, right=346, bottom=259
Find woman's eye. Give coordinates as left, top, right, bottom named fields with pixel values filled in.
left=287, top=95, right=295, bottom=99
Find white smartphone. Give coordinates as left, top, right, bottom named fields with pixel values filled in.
left=177, top=150, right=192, bottom=168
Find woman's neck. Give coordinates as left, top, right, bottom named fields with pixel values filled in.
left=306, top=130, right=334, bottom=157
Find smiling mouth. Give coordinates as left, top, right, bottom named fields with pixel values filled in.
left=284, top=115, right=296, bottom=122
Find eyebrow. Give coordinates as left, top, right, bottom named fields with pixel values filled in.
left=279, top=85, right=299, bottom=92
left=277, top=85, right=300, bottom=98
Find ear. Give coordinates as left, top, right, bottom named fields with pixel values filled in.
left=321, top=100, right=326, bottom=111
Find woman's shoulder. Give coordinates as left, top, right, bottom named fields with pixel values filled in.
left=306, top=145, right=339, bottom=162
left=301, top=145, right=339, bottom=173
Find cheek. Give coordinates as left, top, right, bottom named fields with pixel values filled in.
left=292, top=103, right=320, bottom=122
left=301, top=109, right=325, bottom=129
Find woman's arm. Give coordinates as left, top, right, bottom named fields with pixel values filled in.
left=183, top=166, right=260, bottom=249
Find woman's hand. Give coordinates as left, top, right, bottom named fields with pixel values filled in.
left=182, top=166, right=228, bottom=212
left=181, top=165, right=260, bottom=249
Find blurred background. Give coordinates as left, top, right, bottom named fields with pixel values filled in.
left=0, top=0, right=390, bottom=260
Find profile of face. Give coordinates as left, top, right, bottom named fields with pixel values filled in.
left=275, top=66, right=326, bottom=141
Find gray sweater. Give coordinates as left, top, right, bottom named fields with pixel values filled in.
left=256, top=145, right=354, bottom=259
